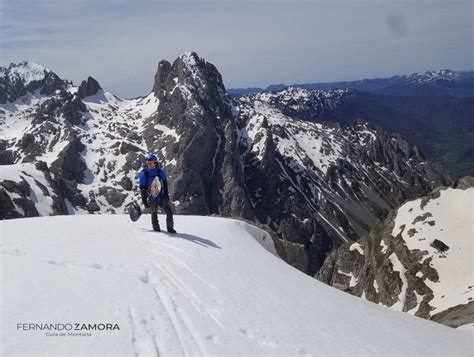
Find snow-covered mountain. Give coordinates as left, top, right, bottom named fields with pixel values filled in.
left=0, top=53, right=452, bottom=278
left=0, top=65, right=162, bottom=216
left=0, top=61, right=69, bottom=104
left=317, top=177, right=474, bottom=329
left=242, top=86, right=352, bottom=115
left=2, top=214, right=472, bottom=355
left=405, top=69, right=468, bottom=84
left=228, top=69, right=474, bottom=97
left=238, top=85, right=474, bottom=179
left=376, top=69, right=474, bottom=96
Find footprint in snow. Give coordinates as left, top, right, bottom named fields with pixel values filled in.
left=139, top=270, right=150, bottom=284
left=90, top=263, right=106, bottom=270
left=3, top=248, right=26, bottom=256
left=239, top=327, right=279, bottom=349
left=206, top=334, right=223, bottom=343
left=47, top=259, right=71, bottom=267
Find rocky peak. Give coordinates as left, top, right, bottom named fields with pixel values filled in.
left=152, top=59, right=173, bottom=96
left=152, top=51, right=228, bottom=104
left=176, top=51, right=222, bottom=86
left=177, top=51, right=204, bottom=76
left=150, top=51, right=231, bottom=127
left=77, top=76, right=102, bottom=98
left=6, top=61, right=51, bottom=84
left=0, top=61, right=66, bottom=104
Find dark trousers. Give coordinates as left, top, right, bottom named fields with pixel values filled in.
left=151, top=199, right=174, bottom=230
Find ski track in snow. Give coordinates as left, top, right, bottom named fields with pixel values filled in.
left=128, top=253, right=221, bottom=356
left=151, top=259, right=223, bottom=329
left=128, top=306, right=162, bottom=356
left=152, top=279, right=207, bottom=356
left=148, top=246, right=220, bottom=291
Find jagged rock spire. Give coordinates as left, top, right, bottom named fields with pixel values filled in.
left=77, top=76, right=102, bottom=98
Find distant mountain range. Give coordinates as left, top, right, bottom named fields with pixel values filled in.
left=228, top=69, right=474, bottom=97
left=229, top=71, right=474, bottom=178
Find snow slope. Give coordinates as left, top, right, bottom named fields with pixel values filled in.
left=392, top=187, right=474, bottom=316
left=1, top=214, right=471, bottom=356
left=238, top=99, right=344, bottom=174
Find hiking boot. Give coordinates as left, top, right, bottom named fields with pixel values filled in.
left=151, top=212, right=160, bottom=232
left=167, top=227, right=177, bottom=234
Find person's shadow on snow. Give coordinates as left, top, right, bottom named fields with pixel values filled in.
left=141, top=229, right=221, bottom=249
left=172, top=233, right=221, bottom=249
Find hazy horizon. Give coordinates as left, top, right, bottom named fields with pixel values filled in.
left=1, top=0, right=472, bottom=98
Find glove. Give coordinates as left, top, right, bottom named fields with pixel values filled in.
left=141, top=190, right=149, bottom=207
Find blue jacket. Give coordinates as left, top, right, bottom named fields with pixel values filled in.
left=139, top=166, right=168, bottom=203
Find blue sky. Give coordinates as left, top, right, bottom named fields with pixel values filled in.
left=1, top=0, right=472, bottom=98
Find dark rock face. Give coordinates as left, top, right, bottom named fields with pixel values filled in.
left=50, top=135, right=87, bottom=183
left=34, top=161, right=69, bottom=215
left=60, top=95, right=87, bottom=125
left=77, top=77, right=101, bottom=98
left=98, top=186, right=127, bottom=208
left=0, top=187, right=22, bottom=219
left=0, top=179, right=39, bottom=219
left=0, top=139, right=15, bottom=164
left=0, top=161, right=70, bottom=219
left=431, top=239, right=449, bottom=252
left=39, top=72, right=68, bottom=97
left=431, top=301, right=474, bottom=328
left=31, top=90, right=87, bottom=127
left=19, top=133, right=43, bottom=163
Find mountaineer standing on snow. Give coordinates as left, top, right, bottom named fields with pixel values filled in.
left=139, top=153, right=176, bottom=233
